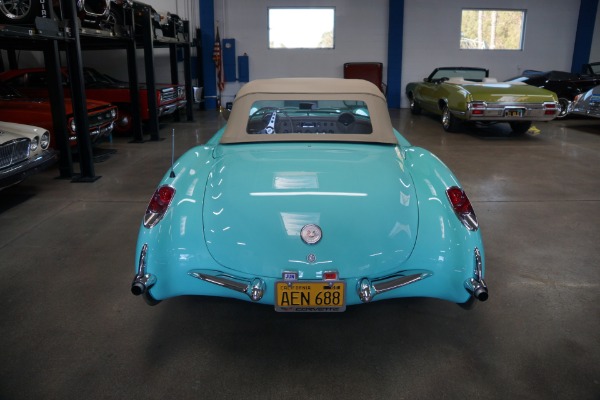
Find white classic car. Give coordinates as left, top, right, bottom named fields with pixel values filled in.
left=0, top=121, right=57, bottom=189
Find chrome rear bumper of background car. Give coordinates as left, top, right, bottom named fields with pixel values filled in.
left=0, top=149, right=57, bottom=189
left=158, top=100, right=186, bottom=117
left=463, top=101, right=558, bottom=121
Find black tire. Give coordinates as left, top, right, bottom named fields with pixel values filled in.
left=509, top=121, right=532, bottom=135
left=458, top=296, right=476, bottom=310
left=143, top=290, right=161, bottom=306
left=557, top=98, right=570, bottom=118
left=113, top=105, right=132, bottom=134
left=0, top=0, right=40, bottom=25
left=409, top=94, right=421, bottom=115
left=441, top=105, right=461, bottom=132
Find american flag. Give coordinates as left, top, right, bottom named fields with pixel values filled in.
left=213, top=27, right=225, bottom=92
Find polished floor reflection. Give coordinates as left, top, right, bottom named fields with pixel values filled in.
left=1, top=109, right=598, bottom=399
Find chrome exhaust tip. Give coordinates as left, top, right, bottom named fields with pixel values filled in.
left=465, top=277, right=488, bottom=301
left=131, top=282, right=145, bottom=296
left=131, top=273, right=157, bottom=296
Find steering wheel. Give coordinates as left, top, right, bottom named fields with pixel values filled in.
left=336, top=112, right=356, bottom=132
left=257, top=109, right=294, bottom=134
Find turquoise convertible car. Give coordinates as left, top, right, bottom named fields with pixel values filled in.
left=132, top=78, right=488, bottom=312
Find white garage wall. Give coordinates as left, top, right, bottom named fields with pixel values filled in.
left=213, top=0, right=389, bottom=103
left=401, top=0, right=581, bottom=107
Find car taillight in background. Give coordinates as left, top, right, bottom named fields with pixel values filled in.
left=143, top=185, right=176, bottom=228
left=543, top=102, right=558, bottom=115
left=469, top=101, right=486, bottom=115
left=69, top=118, right=77, bottom=133
left=446, top=186, right=478, bottom=231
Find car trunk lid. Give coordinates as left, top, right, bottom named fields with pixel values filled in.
left=202, top=143, right=418, bottom=279
left=461, top=82, right=557, bottom=103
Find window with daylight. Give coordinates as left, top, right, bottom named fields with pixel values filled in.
left=460, top=9, right=526, bottom=50
left=268, top=8, right=335, bottom=49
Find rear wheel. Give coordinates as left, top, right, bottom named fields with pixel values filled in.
left=509, top=121, right=532, bottom=135
left=557, top=98, right=570, bottom=118
left=143, top=291, right=161, bottom=306
left=409, top=94, right=421, bottom=115
left=458, top=296, right=476, bottom=310
left=0, top=0, right=40, bottom=24
left=441, top=105, right=461, bottom=132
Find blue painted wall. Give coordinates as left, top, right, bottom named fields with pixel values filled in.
left=200, top=0, right=217, bottom=109
left=571, top=0, right=599, bottom=73
left=386, top=0, right=404, bottom=108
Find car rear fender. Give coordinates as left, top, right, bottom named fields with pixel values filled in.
left=134, top=141, right=224, bottom=299
left=403, top=146, right=485, bottom=301
left=439, top=86, right=471, bottom=115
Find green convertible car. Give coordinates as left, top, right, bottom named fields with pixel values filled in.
left=405, top=67, right=559, bottom=134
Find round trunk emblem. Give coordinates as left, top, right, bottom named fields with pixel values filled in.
left=300, top=224, right=322, bottom=245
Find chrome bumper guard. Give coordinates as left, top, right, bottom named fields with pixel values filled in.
left=158, top=100, right=187, bottom=117
left=131, top=243, right=156, bottom=296
left=357, top=270, right=432, bottom=303
left=188, top=271, right=266, bottom=302
left=464, top=247, right=488, bottom=301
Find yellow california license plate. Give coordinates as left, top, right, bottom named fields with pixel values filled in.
left=505, top=108, right=524, bottom=117
left=275, top=281, right=346, bottom=312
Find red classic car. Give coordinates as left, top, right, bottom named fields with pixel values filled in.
left=0, top=82, right=117, bottom=148
left=0, top=67, right=186, bottom=134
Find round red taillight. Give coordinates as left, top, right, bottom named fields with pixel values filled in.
left=148, top=186, right=175, bottom=213
left=144, top=186, right=175, bottom=228
left=447, top=187, right=473, bottom=214
left=446, top=187, right=478, bottom=231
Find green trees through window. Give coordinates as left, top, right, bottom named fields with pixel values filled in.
left=460, top=9, right=526, bottom=50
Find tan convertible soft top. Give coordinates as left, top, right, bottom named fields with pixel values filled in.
left=220, top=78, right=397, bottom=144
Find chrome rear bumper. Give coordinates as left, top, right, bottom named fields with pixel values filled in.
left=131, top=244, right=156, bottom=296
left=188, top=271, right=266, bottom=301
left=357, top=271, right=432, bottom=303
left=133, top=245, right=488, bottom=306
left=464, top=247, right=488, bottom=301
